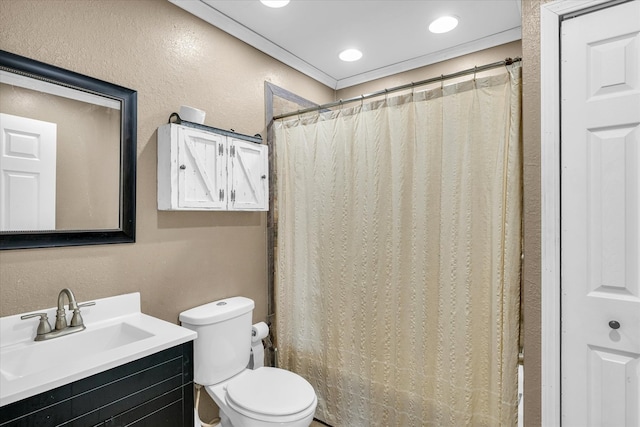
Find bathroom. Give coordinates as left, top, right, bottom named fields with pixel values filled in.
left=0, top=0, right=620, bottom=426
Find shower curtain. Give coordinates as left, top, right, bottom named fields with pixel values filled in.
left=274, top=66, right=522, bottom=426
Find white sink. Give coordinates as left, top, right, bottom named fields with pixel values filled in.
left=0, top=293, right=196, bottom=407
left=1, top=322, right=154, bottom=381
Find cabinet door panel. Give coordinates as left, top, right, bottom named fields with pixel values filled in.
left=229, top=139, right=268, bottom=211
left=177, top=127, right=225, bottom=209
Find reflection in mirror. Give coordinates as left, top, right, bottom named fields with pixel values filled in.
left=1, top=74, right=120, bottom=231
left=0, top=50, right=137, bottom=249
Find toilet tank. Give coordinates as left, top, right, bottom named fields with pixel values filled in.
left=179, top=297, right=254, bottom=386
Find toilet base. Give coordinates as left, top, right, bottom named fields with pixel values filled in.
left=219, top=410, right=232, bottom=427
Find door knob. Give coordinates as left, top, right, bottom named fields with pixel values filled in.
left=608, top=320, right=620, bottom=330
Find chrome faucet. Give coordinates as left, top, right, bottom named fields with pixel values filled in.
left=21, top=288, right=95, bottom=341
left=56, top=288, right=79, bottom=329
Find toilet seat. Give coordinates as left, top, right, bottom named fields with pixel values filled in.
left=225, top=367, right=316, bottom=422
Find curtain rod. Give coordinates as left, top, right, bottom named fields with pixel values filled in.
left=273, top=57, right=522, bottom=120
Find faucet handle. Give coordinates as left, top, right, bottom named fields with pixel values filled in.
left=78, top=301, right=96, bottom=308
left=21, top=313, right=53, bottom=335
left=70, top=301, right=96, bottom=327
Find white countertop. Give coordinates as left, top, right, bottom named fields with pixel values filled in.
left=0, top=292, right=196, bottom=407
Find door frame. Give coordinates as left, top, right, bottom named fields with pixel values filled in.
left=540, top=1, right=629, bottom=425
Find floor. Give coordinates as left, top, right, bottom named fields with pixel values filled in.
left=311, top=421, right=329, bottom=427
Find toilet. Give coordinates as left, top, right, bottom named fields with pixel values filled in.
left=180, top=297, right=317, bottom=427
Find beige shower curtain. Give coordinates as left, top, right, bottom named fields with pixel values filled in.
left=274, top=66, right=522, bottom=426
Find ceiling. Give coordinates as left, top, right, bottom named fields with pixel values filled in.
left=169, top=0, right=522, bottom=90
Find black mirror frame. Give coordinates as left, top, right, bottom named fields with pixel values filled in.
left=0, top=50, right=137, bottom=250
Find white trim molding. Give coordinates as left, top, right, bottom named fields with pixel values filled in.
left=540, top=1, right=620, bottom=426
left=168, top=0, right=336, bottom=87
left=540, top=5, right=562, bottom=425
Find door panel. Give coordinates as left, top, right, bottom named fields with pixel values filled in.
left=561, top=1, right=640, bottom=426
left=0, top=113, right=56, bottom=231
left=586, top=125, right=639, bottom=299
left=587, top=346, right=640, bottom=427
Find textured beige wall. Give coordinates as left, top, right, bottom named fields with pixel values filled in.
left=0, top=0, right=333, bottom=327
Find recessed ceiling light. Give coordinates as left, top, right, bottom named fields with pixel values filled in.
left=339, top=48, right=363, bottom=62
left=429, top=16, right=458, bottom=34
left=260, top=0, right=290, bottom=8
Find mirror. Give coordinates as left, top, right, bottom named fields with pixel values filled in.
left=0, top=50, right=136, bottom=249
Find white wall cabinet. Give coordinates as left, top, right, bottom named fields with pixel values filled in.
left=157, top=123, right=268, bottom=211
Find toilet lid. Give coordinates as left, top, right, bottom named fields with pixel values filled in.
left=226, top=367, right=316, bottom=416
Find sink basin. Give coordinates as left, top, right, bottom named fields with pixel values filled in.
left=0, top=293, right=196, bottom=407
left=1, top=322, right=154, bottom=381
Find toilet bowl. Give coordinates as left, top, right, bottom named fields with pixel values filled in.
left=180, top=297, right=317, bottom=427
left=207, top=367, right=317, bottom=427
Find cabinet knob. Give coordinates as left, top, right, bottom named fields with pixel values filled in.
left=609, top=320, right=621, bottom=330
left=179, top=164, right=186, bottom=170
left=261, top=175, right=266, bottom=179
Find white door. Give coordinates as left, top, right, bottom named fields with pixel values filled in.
left=0, top=113, right=57, bottom=231
left=561, top=1, right=640, bottom=426
left=177, top=126, right=226, bottom=209
left=228, top=138, right=268, bottom=211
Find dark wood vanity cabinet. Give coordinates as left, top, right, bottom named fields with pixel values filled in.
left=0, top=342, right=194, bottom=427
